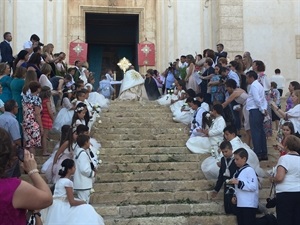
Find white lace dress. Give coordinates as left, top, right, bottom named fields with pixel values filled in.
left=186, top=116, right=226, bottom=154
left=41, top=178, right=105, bottom=225
left=201, top=136, right=267, bottom=180
left=53, top=97, right=74, bottom=132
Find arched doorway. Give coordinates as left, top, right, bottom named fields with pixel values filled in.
left=85, top=13, right=139, bottom=90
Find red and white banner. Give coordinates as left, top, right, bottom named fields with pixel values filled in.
left=138, top=43, right=155, bottom=66
left=69, top=42, right=88, bottom=64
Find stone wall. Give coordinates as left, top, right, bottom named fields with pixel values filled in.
left=218, top=0, right=244, bottom=60
left=243, top=0, right=300, bottom=89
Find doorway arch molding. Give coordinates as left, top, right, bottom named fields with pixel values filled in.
left=78, top=6, right=145, bottom=43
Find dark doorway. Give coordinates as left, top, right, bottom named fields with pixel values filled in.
left=85, top=13, right=139, bottom=90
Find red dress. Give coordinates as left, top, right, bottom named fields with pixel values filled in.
left=42, top=98, right=53, bottom=129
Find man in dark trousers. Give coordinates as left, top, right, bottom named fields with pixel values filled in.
left=0, top=32, right=14, bottom=68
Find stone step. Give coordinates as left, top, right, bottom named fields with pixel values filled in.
left=89, top=189, right=271, bottom=205
left=93, top=178, right=271, bottom=194
left=100, top=147, right=191, bottom=155
left=100, top=117, right=175, bottom=123
left=96, top=170, right=204, bottom=183
left=93, top=127, right=188, bottom=135
left=90, top=190, right=210, bottom=205
left=98, top=133, right=187, bottom=141
left=93, top=180, right=214, bottom=193
left=103, top=215, right=237, bottom=225
left=100, top=140, right=187, bottom=148
left=107, top=102, right=163, bottom=109
left=94, top=202, right=224, bottom=218
left=95, top=122, right=185, bottom=129
left=98, top=161, right=201, bottom=173
left=99, top=153, right=206, bottom=163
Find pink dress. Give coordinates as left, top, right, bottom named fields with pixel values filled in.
left=0, top=178, right=26, bottom=225
left=186, top=65, right=200, bottom=93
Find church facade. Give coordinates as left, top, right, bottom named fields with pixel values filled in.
left=0, top=0, right=299, bottom=86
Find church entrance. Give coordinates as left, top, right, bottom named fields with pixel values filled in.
left=85, top=13, right=139, bottom=90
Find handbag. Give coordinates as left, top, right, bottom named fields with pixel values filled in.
left=266, top=182, right=277, bottom=208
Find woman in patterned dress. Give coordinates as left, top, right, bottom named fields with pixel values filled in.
left=22, top=81, right=43, bottom=154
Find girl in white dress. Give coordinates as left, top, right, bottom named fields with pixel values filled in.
left=53, top=90, right=75, bottom=132
left=71, top=103, right=88, bottom=131
left=85, top=76, right=109, bottom=108
left=42, top=125, right=70, bottom=176
left=45, top=126, right=78, bottom=184
left=41, top=159, right=105, bottom=225
left=157, top=78, right=179, bottom=106
left=186, top=104, right=226, bottom=154
left=189, top=96, right=210, bottom=137
left=172, top=89, right=197, bottom=124
left=173, top=97, right=194, bottom=125
left=170, top=80, right=187, bottom=113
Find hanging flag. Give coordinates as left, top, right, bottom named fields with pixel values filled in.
left=138, top=43, right=155, bottom=66
left=69, top=42, right=88, bottom=64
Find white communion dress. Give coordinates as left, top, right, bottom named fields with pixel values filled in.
left=186, top=116, right=226, bottom=154
left=41, top=178, right=105, bottom=225
left=86, top=83, right=110, bottom=108
left=157, top=87, right=178, bottom=106
left=52, top=97, right=74, bottom=132
left=201, top=136, right=267, bottom=180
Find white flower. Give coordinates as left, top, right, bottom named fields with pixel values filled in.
left=98, top=159, right=102, bottom=164
left=205, top=113, right=211, bottom=119
left=98, top=120, right=102, bottom=124
left=170, top=89, right=174, bottom=93
left=96, top=150, right=100, bottom=155
left=90, top=188, right=95, bottom=194
left=172, top=83, right=175, bottom=86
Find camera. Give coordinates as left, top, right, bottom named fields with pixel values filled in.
left=219, top=75, right=226, bottom=83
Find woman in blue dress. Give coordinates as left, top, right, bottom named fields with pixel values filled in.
left=0, top=63, right=12, bottom=103
left=11, top=67, right=26, bottom=124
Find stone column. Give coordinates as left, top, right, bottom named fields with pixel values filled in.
left=218, top=0, right=244, bottom=60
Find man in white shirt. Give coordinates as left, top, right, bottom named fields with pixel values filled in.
left=246, top=70, right=268, bottom=161
left=271, top=68, right=285, bottom=96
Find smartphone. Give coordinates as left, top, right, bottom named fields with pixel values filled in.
left=17, top=146, right=24, bottom=162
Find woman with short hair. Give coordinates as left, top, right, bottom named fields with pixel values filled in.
left=270, top=135, right=300, bottom=225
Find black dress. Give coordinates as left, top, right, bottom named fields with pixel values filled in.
left=144, top=77, right=161, bottom=100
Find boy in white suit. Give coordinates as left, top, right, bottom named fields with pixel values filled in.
left=73, top=134, right=95, bottom=203
left=228, top=148, right=259, bottom=225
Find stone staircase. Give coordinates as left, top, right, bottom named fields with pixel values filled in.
left=88, top=101, right=277, bottom=225
left=24, top=100, right=279, bottom=225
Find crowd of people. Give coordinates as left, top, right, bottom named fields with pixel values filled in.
left=0, top=31, right=300, bottom=225
left=148, top=46, right=299, bottom=225
left=0, top=33, right=107, bottom=224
